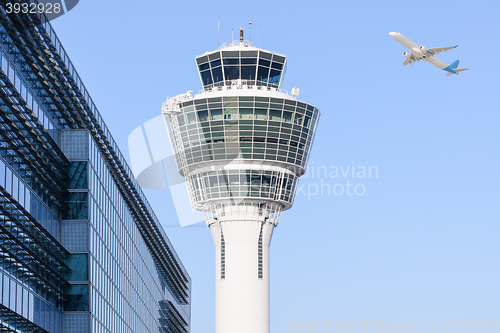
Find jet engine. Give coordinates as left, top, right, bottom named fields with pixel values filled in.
left=403, top=52, right=411, bottom=59
left=419, top=45, right=428, bottom=53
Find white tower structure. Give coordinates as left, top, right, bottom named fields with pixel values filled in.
left=162, top=30, right=320, bottom=333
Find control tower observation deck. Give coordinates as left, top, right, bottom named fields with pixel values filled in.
left=162, top=29, right=320, bottom=333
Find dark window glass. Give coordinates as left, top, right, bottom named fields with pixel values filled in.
left=258, top=59, right=270, bottom=67
left=283, top=111, right=293, bottom=123
left=251, top=174, right=261, bottom=185
left=223, top=58, right=239, bottom=65
left=197, top=110, right=209, bottom=122
left=224, top=66, right=239, bottom=80
left=64, top=254, right=88, bottom=281
left=241, top=58, right=257, bottom=64
left=198, top=63, right=210, bottom=71
left=211, top=67, right=223, bottom=83
left=255, top=109, right=268, bottom=120
left=64, top=284, right=89, bottom=311
left=241, top=50, right=258, bottom=57
left=222, top=51, right=239, bottom=57
left=271, top=62, right=283, bottom=70
left=210, top=59, right=221, bottom=67
left=272, top=54, right=286, bottom=63
left=304, top=116, right=312, bottom=128
left=63, top=192, right=88, bottom=220
left=260, top=52, right=272, bottom=60
left=239, top=108, right=253, bottom=119
left=209, top=52, right=221, bottom=60
left=65, top=162, right=88, bottom=189
left=201, top=70, right=213, bottom=86
left=257, top=66, right=270, bottom=82
left=269, top=69, right=281, bottom=84
left=196, top=56, right=208, bottom=64
left=262, top=175, right=271, bottom=186
left=269, top=110, right=282, bottom=121
left=241, top=66, right=256, bottom=80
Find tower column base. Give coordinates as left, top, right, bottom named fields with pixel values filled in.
left=209, top=209, right=275, bottom=333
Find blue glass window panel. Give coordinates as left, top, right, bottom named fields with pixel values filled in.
left=64, top=254, right=89, bottom=281
left=0, top=161, right=5, bottom=187
left=64, top=284, right=89, bottom=311
left=29, top=292, right=34, bottom=321
left=51, top=306, right=56, bottom=332
left=34, top=296, right=40, bottom=325
left=5, top=168, right=11, bottom=193
left=55, top=312, right=61, bottom=333
left=16, top=285, right=22, bottom=315
left=65, top=162, right=88, bottom=189
left=63, top=192, right=88, bottom=220
left=39, top=300, right=45, bottom=328
left=10, top=280, right=16, bottom=312
left=2, top=276, right=9, bottom=307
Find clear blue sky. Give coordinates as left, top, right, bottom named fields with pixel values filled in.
left=53, top=1, right=499, bottom=331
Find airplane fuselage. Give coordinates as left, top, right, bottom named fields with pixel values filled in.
left=410, top=47, right=448, bottom=69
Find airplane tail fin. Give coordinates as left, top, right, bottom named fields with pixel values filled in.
left=449, top=60, right=460, bottom=69
left=446, top=68, right=469, bottom=76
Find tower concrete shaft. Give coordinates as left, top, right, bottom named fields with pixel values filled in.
left=209, top=206, right=275, bottom=332
left=163, top=37, right=320, bottom=332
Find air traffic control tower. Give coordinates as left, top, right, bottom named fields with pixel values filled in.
left=162, top=29, right=320, bottom=333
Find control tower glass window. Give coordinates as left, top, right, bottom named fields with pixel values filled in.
left=196, top=49, right=286, bottom=89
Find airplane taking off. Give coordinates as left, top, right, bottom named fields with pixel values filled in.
left=389, top=32, right=469, bottom=76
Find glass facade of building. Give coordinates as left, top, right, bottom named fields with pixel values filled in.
left=0, top=5, right=190, bottom=333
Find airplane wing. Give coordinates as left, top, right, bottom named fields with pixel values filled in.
left=428, top=45, right=458, bottom=55
left=403, top=54, right=419, bottom=66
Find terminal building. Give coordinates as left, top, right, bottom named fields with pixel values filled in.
left=0, top=6, right=190, bottom=333
left=163, top=29, right=319, bottom=333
